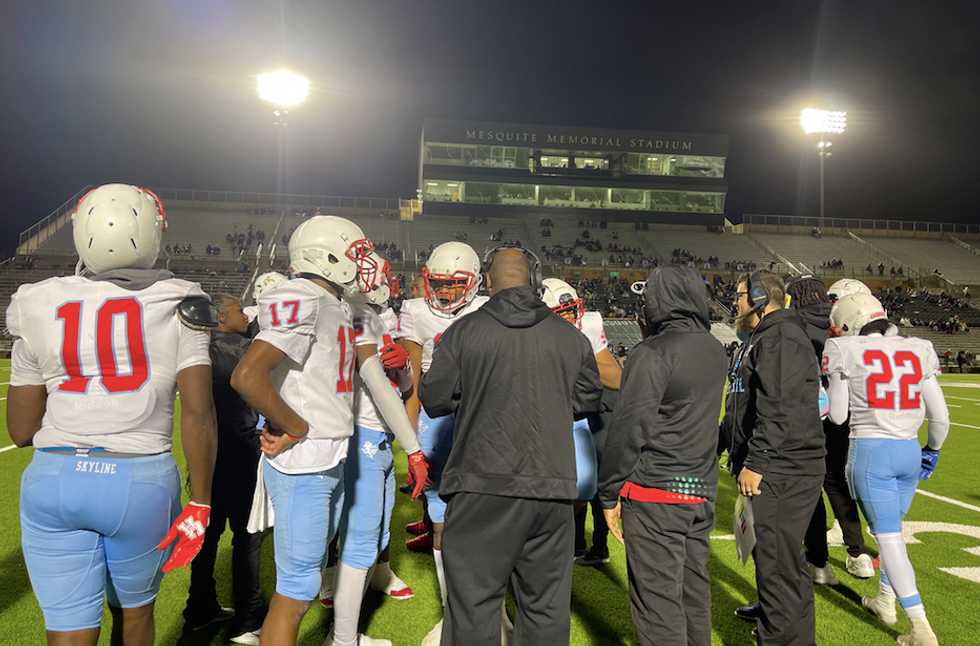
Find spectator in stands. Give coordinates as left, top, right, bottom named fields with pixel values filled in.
left=957, top=350, right=967, bottom=373
left=878, top=262, right=885, bottom=276
left=866, top=263, right=873, bottom=275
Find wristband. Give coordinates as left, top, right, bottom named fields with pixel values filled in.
left=286, top=432, right=306, bottom=442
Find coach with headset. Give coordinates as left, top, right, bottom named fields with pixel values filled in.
left=720, top=269, right=826, bottom=646
left=420, top=246, right=602, bottom=646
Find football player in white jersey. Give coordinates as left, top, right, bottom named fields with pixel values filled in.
left=243, top=271, right=288, bottom=327
left=827, top=278, right=872, bottom=304
left=323, top=255, right=430, bottom=646
left=540, top=278, right=622, bottom=566
left=823, top=293, right=950, bottom=646
left=394, top=241, right=489, bottom=646
left=231, top=216, right=407, bottom=646
left=7, top=184, right=218, bottom=645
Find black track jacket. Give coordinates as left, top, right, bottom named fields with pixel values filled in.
left=419, top=285, right=602, bottom=501
left=720, top=308, right=826, bottom=477
left=210, top=330, right=260, bottom=452
left=598, top=265, right=728, bottom=508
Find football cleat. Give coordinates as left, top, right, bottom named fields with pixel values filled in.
left=369, top=562, right=414, bottom=600
left=897, top=616, right=938, bottom=646
left=808, top=562, right=840, bottom=586
left=575, top=547, right=611, bottom=566
left=846, top=553, right=876, bottom=579
left=406, top=532, right=434, bottom=553
left=734, top=600, right=762, bottom=622
left=405, top=520, right=427, bottom=536
left=862, top=593, right=898, bottom=626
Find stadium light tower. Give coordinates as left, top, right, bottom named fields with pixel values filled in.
left=801, top=108, right=846, bottom=230
left=258, top=71, right=309, bottom=204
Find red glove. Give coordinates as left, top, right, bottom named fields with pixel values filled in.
left=380, top=342, right=410, bottom=371
left=407, top=451, right=433, bottom=501
left=157, top=502, right=211, bottom=573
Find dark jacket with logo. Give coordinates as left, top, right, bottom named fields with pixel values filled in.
left=419, top=285, right=602, bottom=500
left=210, top=330, right=260, bottom=453
left=720, top=308, right=827, bottom=476
left=598, top=265, right=728, bottom=508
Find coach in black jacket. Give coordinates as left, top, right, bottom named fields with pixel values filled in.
left=182, top=294, right=266, bottom=641
left=720, top=270, right=826, bottom=646
left=420, top=249, right=602, bottom=646
left=598, top=264, right=727, bottom=646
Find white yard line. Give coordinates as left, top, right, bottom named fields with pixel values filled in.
left=951, top=422, right=980, bottom=430
left=944, top=396, right=980, bottom=402
left=0, top=445, right=17, bottom=453
left=917, top=490, right=980, bottom=514
left=948, top=404, right=962, bottom=408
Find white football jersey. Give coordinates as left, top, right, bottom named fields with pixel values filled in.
left=393, top=296, right=489, bottom=372
left=823, top=334, right=941, bottom=440
left=380, top=307, right=397, bottom=334
left=7, top=275, right=210, bottom=454
left=579, top=311, right=610, bottom=356
left=352, top=303, right=399, bottom=433
left=255, top=278, right=354, bottom=474
left=243, top=304, right=260, bottom=323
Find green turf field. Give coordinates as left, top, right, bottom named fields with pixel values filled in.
left=1, top=360, right=979, bottom=645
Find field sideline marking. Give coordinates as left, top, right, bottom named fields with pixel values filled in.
left=951, top=422, right=980, bottom=430
left=917, top=490, right=980, bottom=514
left=944, top=396, right=980, bottom=402
left=0, top=445, right=16, bottom=454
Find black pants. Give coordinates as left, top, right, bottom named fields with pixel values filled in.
left=441, top=492, right=574, bottom=646
left=574, top=494, right=610, bottom=554
left=804, top=423, right=869, bottom=564
left=753, top=471, right=823, bottom=646
left=184, top=445, right=266, bottom=634
left=623, top=499, right=714, bottom=646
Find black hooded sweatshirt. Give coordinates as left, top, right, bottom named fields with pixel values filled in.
left=720, top=308, right=827, bottom=476
left=419, top=285, right=602, bottom=501
left=597, top=265, right=728, bottom=508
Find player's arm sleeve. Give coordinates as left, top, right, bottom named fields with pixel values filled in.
left=597, top=348, right=664, bottom=508
left=359, top=354, right=422, bottom=454
left=254, top=287, right=318, bottom=365
left=176, top=320, right=212, bottom=372
left=743, top=335, right=807, bottom=475
left=392, top=305, right=420, bottom=344
left=921, top=376, right=950, bottom=450
left=823, top=341, right=850, bottom=425
left=6, top=290, right=44, bottom=386
left=418, top=327, right=461, bottom=418
left=573, top=338, right=603, bottom=417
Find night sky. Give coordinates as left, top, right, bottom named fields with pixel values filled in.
left=2, top=0, right=978, bottom=255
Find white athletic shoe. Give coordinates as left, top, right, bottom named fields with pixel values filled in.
left=846, top=553, right=876, bottom=579
left=230, top=629, right=261, bottom=646
left=826, top=519, right=845, bottom=547
left=808, top=562, right=840, bottom=586
left=319, top=565, right=337, bottom=608
left=421, top=619, right=443, bottom=646
left=897, top=616, right=938, bottom=646
left=369, top=563, right=415, bottom=600
left=323, top=628, right=392, bottom=646
left=501, top=604, right=514, bottom=646
left=862, top=593, right=898, bottom=626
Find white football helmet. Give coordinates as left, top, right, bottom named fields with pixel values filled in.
left=422, top=241, right=481, bottom=317
left=827, top=279, right=871, bottom=304
left=288, top=216, right=376, bottom=297
left=72, top=184, right=167, bottom=275
left=347, top=253, right=398, bottom=309
left=252, top=271, right=288, bottom=302
left=830, top=293, right=887, bottom=337
left=541, top=278, right=584, bottom=325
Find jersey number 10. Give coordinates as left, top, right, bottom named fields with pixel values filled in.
left=863, top=349, right=923, bottom=410
left=57, top=297, right=149, bottom=393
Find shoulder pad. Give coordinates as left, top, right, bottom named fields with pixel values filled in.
left=177, top=296, right=219, bottom=330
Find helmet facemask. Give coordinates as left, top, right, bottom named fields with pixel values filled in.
left=422, top=269, right=478, bottom=316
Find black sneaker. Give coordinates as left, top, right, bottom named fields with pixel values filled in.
left=735, top=600, right=762, bottom=622
left=575, top=548, right=611, bottom=566
left=185, top=607, right=235, bottom=632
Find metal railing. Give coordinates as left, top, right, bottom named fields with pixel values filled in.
left=743, top=213, right=980, bottom=236
left=147, top=188, right=401, bottom=212
left=17, top=185, right=94, bottom=254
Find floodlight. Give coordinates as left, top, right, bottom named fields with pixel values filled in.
left=801, top=109, right=847, bottom=134
left=258, top=71, right=309, bottom=106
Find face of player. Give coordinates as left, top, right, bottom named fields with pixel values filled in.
left=555, top=307, right=577, bottom=324
left=411, top=277, right=425, bottom=299
left=429, top=279, right=467, bottom=309
left=220, top=299, right=250, bottom=334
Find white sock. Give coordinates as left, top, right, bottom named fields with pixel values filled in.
left=333, top=562, right=369, bottom=646
left=879, top=569, right=895, bottom=597
left=433, top=548, right=448, bottom=610
left=876, top=532, right=926, bottom=618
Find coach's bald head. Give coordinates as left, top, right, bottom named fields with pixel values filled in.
left=488, top=248, right=530, bottom=296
